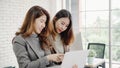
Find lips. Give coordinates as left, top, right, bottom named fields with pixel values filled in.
left=58, top=29, right=62, bottom=33
left=39, top=29, right=41, bottom=32
left=39, top=28, right=43, bottom=32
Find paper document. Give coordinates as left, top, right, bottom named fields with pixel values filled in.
left=61, top=50, right=88, bottom=68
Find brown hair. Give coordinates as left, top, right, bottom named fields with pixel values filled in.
left=51, top=9, right=74, bottom=46
left=15, top=5, right=51, bottom=50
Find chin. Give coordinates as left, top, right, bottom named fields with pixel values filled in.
left=56, top=31, right=60, bottom=33
left=58, top=31, right=61, bottom=33
left=36, top=31, right=41, bottom=34
left=38, top=31, right=41, bottom=34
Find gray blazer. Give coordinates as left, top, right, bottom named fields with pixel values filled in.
left=12, top=35, right=52, bottom=68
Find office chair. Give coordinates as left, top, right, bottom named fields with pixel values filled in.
left=88, top=43, right=106, bottom=68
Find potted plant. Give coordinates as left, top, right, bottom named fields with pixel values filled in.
left=87, top=49, right=96, bottom=64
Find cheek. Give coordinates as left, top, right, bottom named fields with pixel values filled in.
left=35, top=23, right=41, bottom=30
left=64, top=27, right=67, bottom=31
left=55, top=23, right=58, bottom=29
left=56, top=23, right=61, bottom=28
left=35, top=25, right=39, bottom=32
left=37, top=23, right=42, bottom=27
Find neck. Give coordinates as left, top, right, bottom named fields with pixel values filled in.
left=32, top=31, right=35, bottom=34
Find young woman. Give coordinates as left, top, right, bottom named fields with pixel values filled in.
left=48, top=9, right=78, bottom=68
left=12, top=6, right=63, bottom=68
left=50, top=9, right=74, bottom=54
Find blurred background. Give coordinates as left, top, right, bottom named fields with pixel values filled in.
left=0, top=0, right=120, bottom=68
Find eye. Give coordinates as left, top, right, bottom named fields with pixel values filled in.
left=40, top=20, right=44, bottom=23
left=61, top=22, right=65, bottom=25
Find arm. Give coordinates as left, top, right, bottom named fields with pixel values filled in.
left=12, top=36, right=49, bottom=68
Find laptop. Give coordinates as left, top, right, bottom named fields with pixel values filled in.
left=61, top=50, right=88, bottom=68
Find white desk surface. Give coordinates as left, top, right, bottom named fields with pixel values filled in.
left=85, top=58, right=105, bottom=68
left=47, top=58, right=105, bottom=68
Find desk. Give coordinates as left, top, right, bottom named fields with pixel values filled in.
left=85, top=58, right=105, bottom=68
left=47, top=58, right=105, bottom=68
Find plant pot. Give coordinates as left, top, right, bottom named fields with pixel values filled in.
left=87, top=57, right=94, bottom=64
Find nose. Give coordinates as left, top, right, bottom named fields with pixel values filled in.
left=42, top=23, right=45, bottom=28
left=61, top=26, right=66, bottom=31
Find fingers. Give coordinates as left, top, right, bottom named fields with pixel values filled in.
left=72, top=64, right=78, bottom=68
left=55, top=54, right=64, bottom=62
left=47, top=54, right=64, bottom=62
left=58, top=55, right=64, bottom=61
left=55, top=56, right=62, bottom=62
left=58, top=54, right=64, bottom=61
left=58, top=54, right=64, bottom=56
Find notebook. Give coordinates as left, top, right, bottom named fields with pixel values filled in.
left=61, top=50, right=88, bottom=68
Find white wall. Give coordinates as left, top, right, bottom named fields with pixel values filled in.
left=0, top=0, right=53, bottom=67
left=49, top=0, right=63, bottom=19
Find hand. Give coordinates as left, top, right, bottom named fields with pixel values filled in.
left=72, top=64, right=78, bottom=68
left=47, top=54, right=64, bottom=62
left=58, top=54, right=64, bottom=61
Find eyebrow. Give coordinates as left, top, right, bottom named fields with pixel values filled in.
left=61, top=20, right=66, bottom=24
left=62, top=20, right=69, bottom=25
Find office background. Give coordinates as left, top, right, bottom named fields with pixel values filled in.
left=0, top=0, right=120, bottom=68
left=0, top=0, right=59, bottom=67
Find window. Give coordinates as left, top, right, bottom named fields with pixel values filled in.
left=65, top=0, right=120, bottom=68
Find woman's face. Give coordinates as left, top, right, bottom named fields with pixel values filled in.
left=55, top=17, right=70, bottom=33
left=34, top=15, right=47, bottom=34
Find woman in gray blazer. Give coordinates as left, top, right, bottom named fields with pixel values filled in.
left=12, top=6, right=64, bottom=68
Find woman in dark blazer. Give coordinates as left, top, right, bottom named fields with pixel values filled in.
left=12, top=6, right=63, bottom=68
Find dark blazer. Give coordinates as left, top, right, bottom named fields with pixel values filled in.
left=12, top=35, right=52, bottom=68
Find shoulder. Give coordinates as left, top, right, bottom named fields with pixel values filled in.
left=47, top=35, right=54, bottom=40
left=12, top=35, right=26, bottom=45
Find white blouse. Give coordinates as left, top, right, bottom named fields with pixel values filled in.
left=54, top=35, right=64, bottom=54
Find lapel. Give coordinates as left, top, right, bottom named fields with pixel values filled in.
left=25, top=37, right=42, bottom=58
